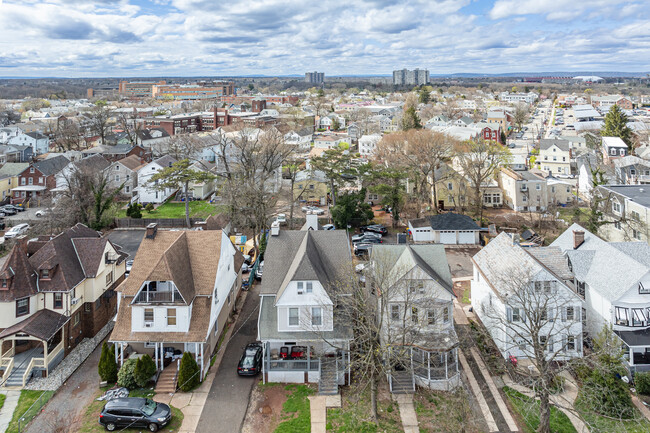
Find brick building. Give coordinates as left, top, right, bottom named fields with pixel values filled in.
left=151, top=81, right=234, bottom=100
left=118, top=81, right=167, bottom=99
left=12, top=155, right=69, bottom=204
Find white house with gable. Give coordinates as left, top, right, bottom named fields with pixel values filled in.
left=135, top=155, right=177, bottom=204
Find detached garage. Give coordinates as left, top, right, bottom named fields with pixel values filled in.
left=409, top=213, right=482, bottom=245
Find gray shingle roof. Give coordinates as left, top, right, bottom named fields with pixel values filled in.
left=410, top=213, right=481, bottom=231
left=599, top=185, right=650, bottom=208
left=550, top=223, right=650, bottom=302
left=539, top=139, right=570, bottom=152
left=33, top=155, right=69, bottom=176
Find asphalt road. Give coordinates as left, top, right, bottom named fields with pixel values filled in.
left=106, top=229, right=145, bottom=259
left=196, top=281, right=261, bottom=433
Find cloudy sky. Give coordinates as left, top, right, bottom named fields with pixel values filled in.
left=0, top=0, right=649, bottom=77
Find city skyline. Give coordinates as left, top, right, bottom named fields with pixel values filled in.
left=0, top=0, right=649, bottom=78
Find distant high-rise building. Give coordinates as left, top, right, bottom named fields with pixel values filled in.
left=392, top=68, right=429, bottom=86
left=305, top=71, right=325, bottom=84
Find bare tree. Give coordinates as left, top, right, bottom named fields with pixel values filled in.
left=87, top=102, right=113, bottom=146
left=441, top=99, right=462, bottom=120
left=54, top=120, right=84, bottom=151
left=513, top=103, right=530, bottom=132
left=117, top=110, right=142, bottom=146
left=284, top=157, right=306, bottom=229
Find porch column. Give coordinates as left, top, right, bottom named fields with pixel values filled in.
left=427, top=351, right=430, bottom=382
left=12, top=339, right=15, bottom=355
left=262, top=343, right=266, bottom=385
left=43, top=340, right=49, bottom=376
left=154, top=343, right=159, bottom=370
left=120, top=342, right=124, bottom=367
left=160, top=344, right=164, bottom=370
left=200, top=344, right=204, bottom=380
left=455, top=348, right=459, bottom=373
left=630, top=347, right=634, bottom=366
left=114, top=343, right=118, bottom=364
left=445, top=352, right=448, bottom=379
left=307, top=344, right=311, bottom=371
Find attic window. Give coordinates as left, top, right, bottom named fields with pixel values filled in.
left=30, top=167, right=34, bottom=173
left=41, top=269, right=50, bottom=279
left=1, top=279, right=7, bottom=289
left=640, top=282, right=650, bottom=295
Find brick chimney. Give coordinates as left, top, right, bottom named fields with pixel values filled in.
left=573, top=230, right=584, bottom=249
left=146, top=223, right=158, bottom=239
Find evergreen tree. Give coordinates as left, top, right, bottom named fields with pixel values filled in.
left=98, top=342, right=118, bottom=383
left=134, top=354, right=157, bottom=387
left=177, top=352, right=200, bottom=392
left=602, top=105, right=633, bottom=150
left=331, top=189, right=374, bottom=229
left=117, top=358, right=139, bottom=389
left=401, top=106, right=422, bottom=131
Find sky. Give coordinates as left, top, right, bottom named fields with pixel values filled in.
left=0, top=0, right=649, bottom=78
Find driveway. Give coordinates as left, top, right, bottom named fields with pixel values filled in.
left=196, top=282, right=261, bottom=433
left=106, top=229, right=145, bottom=259
left=24, top=337, right=106, bottom=433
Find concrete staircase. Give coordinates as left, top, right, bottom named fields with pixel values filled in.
left=390, top=370, right=415, bottom=394
left=154, top=365, right=178, bottom=395
left=318, top=358, right=339, bottom=395
left=3, top=364, right=29, bottom=388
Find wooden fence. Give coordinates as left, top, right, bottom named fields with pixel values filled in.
left=115, top=218, right=203, bottom=228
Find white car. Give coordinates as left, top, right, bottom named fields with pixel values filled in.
left=302, top=206, right=324, bottom=215
left=275, top=214, right=287, bottom=225
left=4, top=223, right=30, bottom=239
left=35, top=209, right=51, bottom=217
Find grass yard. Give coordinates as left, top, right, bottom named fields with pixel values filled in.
left=326, top=387, right=403, bottom=433
left=78, top=387, right=183, bottom=433
left=117, top=201, right=225, bottom=219
left=274, top=384, right=314, bottom=433
left=503, top=387, right=576, bottom=433
left=574, top=393, right=650, bottom=433
left=413, top=388, right=486, bottom=433
left=0, top=393, right=5, bottom=412
left=6, top=390, right=54, bottom=433
left=557, top=206, right=590, bottom=225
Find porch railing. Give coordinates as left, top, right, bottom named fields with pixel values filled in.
left=134, top=290, right=183, bottom=304
left=1, top=358, right=14, bottom=388
left=22, top=358, right=44, bottom=387
left=268, top=359, right=320, bottom=371
left=46, top=341, right=64, bottom=366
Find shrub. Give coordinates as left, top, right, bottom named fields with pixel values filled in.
left=177, top=352, right=200, bottom=392
left=134, top=355, right=157, bottom=387
left=635, top=372, right=650, bottom=395
left=130, top=204, right=143, bottom=219
left=117, top=358, right=139, bottom=390
left=582, top=368, right=634, bottom=419
left=144, top=203, right=154, bottom=212
left=98, top=342, right=118, bottom=383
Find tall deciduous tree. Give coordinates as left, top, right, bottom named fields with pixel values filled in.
left=87, top=100, right=112, bottom=146
left=602, top=105, right=633, bottom=151
left=513, top=103, right=530, bottom=132
left=369, top=166, right=409, bottom=227
left=149, top=159, right=216, bottom=228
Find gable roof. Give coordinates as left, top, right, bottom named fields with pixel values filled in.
left=539, top=139, right=570, bottom=152
left=117, top=230, right=222, bottom=302
left=33, top=155, right=69, bottom=176
left=410, top=213, right=481, bottom=231
left=115, top=154, right=143, bottom=171
left=74, top=154, right=110, bottom=172
left=0, top=242, right=38, bottom=302
left=551, top=223, right=650, bottom=302
left=260, top=230, right=351, bottom=298
left=153, top=155, right=176, bottom=169
left=0, top=163, right=29, bottom=177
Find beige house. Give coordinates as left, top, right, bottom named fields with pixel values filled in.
left=597, top=185, right=649, bottom=243
left=500, top=167, right=574, bottom=212
left=293, top=169, right=328, bottom=205
left=432, top=164, right=502, bottom=212
left=189, top=160, right=217, bottom=200
left=537, top=139, right=571, bottom=176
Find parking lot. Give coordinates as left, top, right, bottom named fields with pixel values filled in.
left=106, top=228, right=145, bottom=259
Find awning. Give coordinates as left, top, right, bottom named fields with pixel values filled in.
left=615, top=328, right=650, bottom=347
left=11, top=186, right=47, bottom=192
left=0, top=310, right=69, bottom=341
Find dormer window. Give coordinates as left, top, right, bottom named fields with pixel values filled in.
left=1, top=279, right=7, bottom=289
left=30, top=167, right=34, bottom=173
left=640, top=282, right=650, bottom=294
left=41, top=269, right=50, bottom=279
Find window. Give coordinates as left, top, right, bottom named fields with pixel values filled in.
left=447, top=182, right=453, bottom=190
left=539, top=335, right=547, bottom=349
left=144, top=308, right=154, bottom=324
left=85, top=303, right=91, bottom=312
left=30, top=167, right=34, bottom=173
left=115, top=175, right=120, bottom=182
left=633, top=229, right=642, bottom=241
left=443, top=306, right=450, bottom=323
left=167, top=308, right=176, bottom=326
left=288, top=308, right=299, bottom=326
left=28, top=177, right=33, bottom=185
left=631, top=211, right=640, bottom=221
left=567, top=335, right=576, bottom=351
left=410, top=280, right=424, bottom=294
left=512, top=308, right=521, bottom=322
left=536, top=183, right=541, bottom=190
left=311, top=307, right=322, bottom=326
left=306, top=282, right=313, bottom=293
left=1, top=279, right=6, bottom=288
left=427, top=309, right=435, bottom=325
left=632, top=308, right=646, bottom=326
left=540, top=308, right=547, bottom=321
left=20, top=178, right=25, bottom=185
left=106, top=271, right=113, bottom=286
left=16, top=298, right=29, bottom=317
left=41, top=269, right=49, bottom=279
left=614, top=221, right=621, bottom=230
left=73, top=312, right=80, bottom=326
left=297, top=282, right=304, bottom=293
left=615, top=307, right=629, bottom=326
left=391, top=304, right=400, bottom=321
left=54, top=293, right=62, bottom=309
left=612, top=200, right=621, bottom=215
left=566, top=307, right=574, bottom=321
left=411, top=307, right=418, bottom=324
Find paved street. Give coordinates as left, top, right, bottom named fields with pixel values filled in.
left=196, top=282, right=261, bottom=433
left=106, top=228, right=145, bottom=259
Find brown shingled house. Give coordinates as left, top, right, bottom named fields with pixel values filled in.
left=0, top=223, right=127, bottom=388
left=110, top=224, right=244, bottom=382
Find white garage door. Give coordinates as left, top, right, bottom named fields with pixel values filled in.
left=458, top=231, right=476, bottom=244
left=439, top=231, right=457, bottom=244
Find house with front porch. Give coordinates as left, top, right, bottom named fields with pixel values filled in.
left=551, top=225, right=650, bottom=373
left=0, top=224, right=127, bottom=387
left=11, top=155, right=69, bottom=206
left=110, top=224, right=244, bottom=383
left=373, top=244, right=460, bottom=392
left=257, top=223, right=353, bottom=394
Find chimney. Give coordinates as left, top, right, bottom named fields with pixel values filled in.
left=271, top=220, right=280, bottom=236
left=146, top=223, right=158, bottom=239
left=14, top=235, right=29, bottom=252
left=573, top=230, right=584, bottom=249
left=306, top=213, right=319, bottom=231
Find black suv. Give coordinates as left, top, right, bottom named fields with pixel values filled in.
left=99, top=397, right=171, bottom=432
left=237, top=342, right=263, bottom=376
left=360, top=224, right=388, bottom=235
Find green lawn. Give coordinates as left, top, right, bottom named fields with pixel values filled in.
left=326, top=389, right=403, bottom=433
left=557, top=206, right=590, bottom=225
left=6, top=390, right=54, bottom=433
left=0, top=393, right=5, bottom=412
left=274, top=384, right=314, bottom=433
left=574, top=393, right=650, bottom=433
left=79, top=387, right=183, bottom=433
left=117, top=201, right=225, bottom=219
left=503, top=387, right=576, bottom=433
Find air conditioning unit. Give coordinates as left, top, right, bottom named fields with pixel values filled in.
left=71, top=297, right=80, bottom=305
left=297, top=290, right=304, bottom=295
left=144, top=322, right=153, bottom=328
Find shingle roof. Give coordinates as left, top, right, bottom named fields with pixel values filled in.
left=551, top=223, right=650, bottom=302
left=115, top=154, right=143, bottom=171
left=153, top=155, right=176, bottom=169
left=33, top=155, right=69, bottom=176
left=539, top=139, right=570, bottom=152
left=0, top=243, right=38, bottom=302
left=0, top=163, right=29, bottom=177
left=74, top=154, right=110, bottom=172
left=410, top=213, right=481, bottom=231
left=0, top=309, right=69, bottom=340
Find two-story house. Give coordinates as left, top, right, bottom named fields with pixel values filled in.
left=0, top=163, right=28, bottom=201
left=602, top=136, right=628, bottom=164
left=257, top=223, right=353, bottom=391
left=54, top=154, right=111, bottom=196
left=614, top=156, right=650, bottom=185
left=537, top=139, right=571, bottom=175
left=7, top=131, right=49, bottom=155
left=110, top=224, right=243, bottom=381
left=551, top=225, right=650, bottom=372
left=293, top=169, right=328, bottom=204
left=373, top=244, right=459, bottom=391
left=0, top=224, right=126, bottom=387
left=105, top=154, right=144, bottom=201
left=135, top=155, right=177, bottom=204
left=596, top=185, right=649, bottom=243
left=358, top=134, right=382, bottom=158
left=472, top=232, right=584, bottom=362
left=12, top=155, right=69, bottom=205
left=284, top=128, right=313, bottom=151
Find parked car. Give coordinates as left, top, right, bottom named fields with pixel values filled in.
left=0, top=206, right=16, bottom=216
left=99, top=397, right=171, bottom=432
left=353, top=235, right=382, bottom=244
left=360, top=224, right=388, bottom=235
left=237, top=342, right=263, bottom=376
left=4, top=223, right=29, bottom=239
left=4, top=205, right=24, bottom=213
left=301, top=206, right=324, bottom=215
left=351, top=232, right=381, bottom=243
left=354, top=243, right=373, bottom=257
left=35, top=209, right=52, bottom=217
left=255, top=261, right=264, bottom=281
left=322, top=224, right=336, bottom=230
left=275, top=214, right=287, bottom=225
left=125, top=260, right=134, bottom=274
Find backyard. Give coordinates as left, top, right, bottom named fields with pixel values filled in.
left=6, top=390, right=54, bottom=433
left=574, top=392, right=650, bottom=433
left=503, top=387, right=576, bottom=433
left=117, top=201, right=226, bottom=219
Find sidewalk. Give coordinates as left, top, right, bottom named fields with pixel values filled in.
left=0, top=391, right=20, bottom=433
left=308, top=394, right=341, bottom=433
left=393, top=393, right=419, bottom=433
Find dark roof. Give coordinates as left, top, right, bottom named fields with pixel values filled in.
left=33, top=155, right=69, bottom=176
left=410, top=213, right=481, bottom=231
left=615, top=328, right=650, bottom=347
left=74, top=154, right=110, bottom=172
left=153, top=155, right=176, bottom=168
left=539, top=139, right=570, bottom=152
left=25, top=131, right=48, bottom=140
left=0, top=309, right=69, bottom=340
left=0, top=243, right=38, bottom=302
left=204, top=214, right=229, bottom=231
